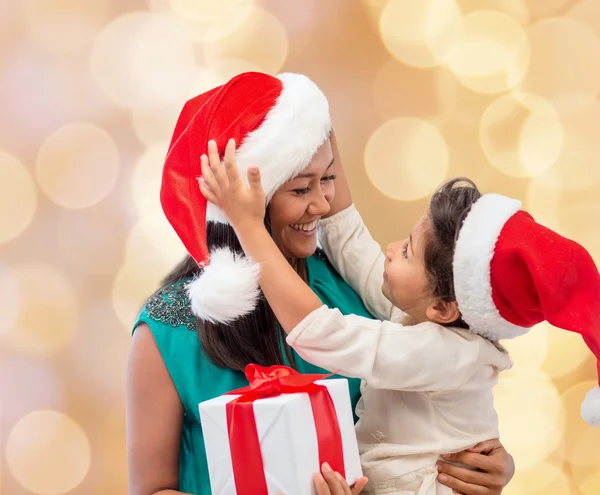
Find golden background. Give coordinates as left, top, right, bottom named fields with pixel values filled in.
left=1, top=0, right=600, bottom=493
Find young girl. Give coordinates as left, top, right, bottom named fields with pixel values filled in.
left=198, top=139, right=600, bottom=494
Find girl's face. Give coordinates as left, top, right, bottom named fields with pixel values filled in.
left=269, top=139, right=335, bottom=259
left=382, top=214, right=432, bottom=322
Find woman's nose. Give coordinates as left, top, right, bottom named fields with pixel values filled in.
left=309, top=192, right=331, bottom=217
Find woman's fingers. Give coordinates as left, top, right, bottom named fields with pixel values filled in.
left=440, top=451, right=495, bottom=472
left=436, top=461, right=493, bottom=486
left=314, top=473, right=332, bottom=495
left=351, top=476, right=369, bottom=494
left=207, top=140, right=228, bottom=188
left=437, top=471, right=486, bottom=495
left=321, top=463, right=351, bottom=495
left=198, top=178, right=217, bottom=204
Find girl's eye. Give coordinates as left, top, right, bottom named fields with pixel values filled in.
left=402, top=242, right=409, bottom=258
left=321, top=174, right=337, bottom=182
left=293, top=187, right=310, bottom=195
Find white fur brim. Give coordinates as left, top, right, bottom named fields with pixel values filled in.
left=186, top=247, right=260, bottom=324
left=581, top=386, right=600, bottom=427
left=207, top=72, right=331, bottom=224
left=453, top=194, right=530, bottom=341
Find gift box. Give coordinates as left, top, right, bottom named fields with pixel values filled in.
left=199, top=364, right=363, bottom=495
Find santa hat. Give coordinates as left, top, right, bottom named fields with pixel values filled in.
left=453, top=193, right=600, bottom=426
left=160, top=72, right=331, bottom=324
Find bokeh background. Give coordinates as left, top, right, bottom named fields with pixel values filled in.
left=1, top=0, right=600, bottom=493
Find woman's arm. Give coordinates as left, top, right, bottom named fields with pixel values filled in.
left=127, top=324, right=192, bottom=495
left=436, top=439, right=515, bottom=495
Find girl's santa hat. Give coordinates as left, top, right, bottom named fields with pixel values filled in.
left=160, top=72, right=331, bottom=324
left=453, top=193, right=600, bottom=426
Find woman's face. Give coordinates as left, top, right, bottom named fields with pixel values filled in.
left=269, top=139, right=335, bottom=259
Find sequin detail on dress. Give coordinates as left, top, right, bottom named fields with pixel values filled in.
left=145, top=279, right=197, bottom=331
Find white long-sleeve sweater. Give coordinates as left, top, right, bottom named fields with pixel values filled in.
left=286, top=205, right=513, bottom=494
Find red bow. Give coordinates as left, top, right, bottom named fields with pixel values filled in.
left=225, top=364, right=346, bottom=495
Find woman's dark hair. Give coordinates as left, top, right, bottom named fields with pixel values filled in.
left=423, top=177, right=482, bottom=329
left=160, top=209, right=299, bottom=372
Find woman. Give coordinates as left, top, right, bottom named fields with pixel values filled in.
left=126, top=72, right=514, bottom=495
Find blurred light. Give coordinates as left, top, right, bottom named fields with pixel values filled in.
left=372, top=59, right=458, bottom=124
left=379, top=0, right=463, bottom=68
left=168, top=0, right=253, bottom=24
left=23, top=0, right=109, bottom=55
left=68, top=303, right=130, bottom=400
left=203, top=6, right=289, bottom=75
left=495, top=369, right=565, bottom=469
left=479, top=92, right=563, bottom=178
left=0, top=357, right=64, bottom=428
left=458, top=0, right=529, bottom=25
left=125, top=214, right=186, bottom=266
left=0, top=264, right=21, bottom=335
left=132, top=103, right=181, bottom=148
left=539, top=322, right=592, bottom=379
left=520, top=18, right=600, bottom=103
left=532, top=102, right=600, bottom=191
left=503, top=461, right=573, bottom=495
left=364, top=117, right=449, bottom=200
left=114, top=214, right=186, bottom=329
left=0, top=150, right=37, bottom=244
left=562, top=381, right=600, bottom=467
left=502, top=324, right=548, bottom=371
left=90, top=12, right=196, bottom=109
left=446, top=11, right=530, bottom=94
left=112, top=256, right=175, bottom=332
left=6, top=410, right=91, bottom=495
left=36, top=123, right=120, bottom=209
left=567, top=0, right=600, bottom=39
left=132, top=145, right=169, bottom=218
left=526, top=178, right=600, bottom=267
left=527, top=0, right=575, bottom=21
left=576, top=468, right=600, bottom=495
left=3, top=264, right=78, bottom=358
left=57, top=204, right=127, bottom=277
left=188, top=59, right=263, bottom=99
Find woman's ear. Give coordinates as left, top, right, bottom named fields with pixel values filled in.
left=426, top=299, right=460, bottom=325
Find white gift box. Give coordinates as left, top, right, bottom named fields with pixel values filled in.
left=199, top=378, right=363, bottom=495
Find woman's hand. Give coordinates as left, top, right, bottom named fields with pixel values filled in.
left=277, top=463, right=368, bottom=495
left=199, top=138, right=266, bottom=229
left=436, top=439, right=514, bottom=495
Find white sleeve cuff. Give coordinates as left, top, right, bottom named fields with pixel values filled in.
left=286, top=305, right=330, bottom=346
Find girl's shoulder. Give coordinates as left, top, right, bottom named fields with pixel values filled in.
left=136, top=278, right=197, bottom=334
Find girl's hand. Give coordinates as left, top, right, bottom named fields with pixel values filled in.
left=276, top=463, right=368, bottom=495
left=199, top=138, right=266, bottom=230
left=437, top=439, right=514, bottom=495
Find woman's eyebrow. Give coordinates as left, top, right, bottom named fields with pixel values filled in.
left=295, top=159, right=335, bottom=179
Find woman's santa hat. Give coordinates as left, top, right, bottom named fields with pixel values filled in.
left=453, top=193, right=600, bottom=426
left=160, top=72, right=331, bottom=324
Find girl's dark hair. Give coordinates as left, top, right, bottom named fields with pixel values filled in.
left=160, top=209, right=298, bottom=371
left=423, top=177, right=482, bottom=329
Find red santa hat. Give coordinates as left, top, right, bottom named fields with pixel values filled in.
left=160, top=72, right=331, bottom=324
left=453, top=193, right=600, bottom=426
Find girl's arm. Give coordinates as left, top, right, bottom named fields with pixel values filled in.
left=127, top=324, right=192, bottom=495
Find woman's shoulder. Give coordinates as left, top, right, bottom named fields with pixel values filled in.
left=135, top=278, right=197, bottom=334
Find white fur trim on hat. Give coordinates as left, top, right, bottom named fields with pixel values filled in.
left=185, top=247, right=261, bottom=323
left=453, top=194, right=530, bottom=341
left=207, top=72, right=331, bottom=223
left=581, top=386, right=600, bottom=426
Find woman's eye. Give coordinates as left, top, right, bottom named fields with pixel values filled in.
left=402, top=243, right=409, bottom=258
left=321, top=174, right=337, bottom=182
left=293, top=187, right=310, bottom=195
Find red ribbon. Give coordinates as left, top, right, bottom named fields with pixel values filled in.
left=225, top=364, right=346, bottom=495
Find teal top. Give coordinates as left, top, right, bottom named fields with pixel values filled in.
left=133, top=250, right=375, bottom=495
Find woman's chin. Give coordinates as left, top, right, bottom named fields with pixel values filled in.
left=283, top=235, right=318, bottom=259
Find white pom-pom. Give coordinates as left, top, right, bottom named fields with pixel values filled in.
left=581, top=386, right=600, bottom=426
left=186, top=248, right=261, bottom=324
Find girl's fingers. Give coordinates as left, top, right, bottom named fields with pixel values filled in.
left=198, top=178, right=217, bottom=204
left=223, top=138, right=241, bottom=183
left=207, top=140, right=228, bottom=187
left=200, top=154, right=219, bottom=194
